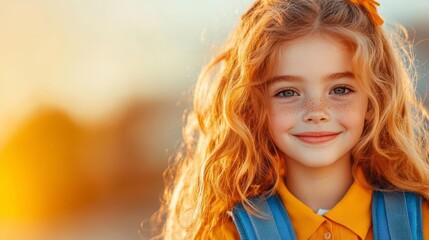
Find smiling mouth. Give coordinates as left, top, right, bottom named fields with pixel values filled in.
left=292, top=132, right=340, bottom=144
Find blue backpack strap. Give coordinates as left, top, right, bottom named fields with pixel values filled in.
left=372, top=191, right=423, bottom=240
left=372, top=191, right=390, bottom=239
left=266, top=195, right=297, bottom=239
left=403, top=192, right=424, bottom=240
left=232, top=191, right=424, bottom=240
left=231, top=195, right=296, bottom=240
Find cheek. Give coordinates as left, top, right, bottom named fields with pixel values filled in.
left=331, top=100, right=368, bottom=127
left=331, top=103, right=352, bottom=119
left=270, top=101, right=304, bottom=116
left=269, top=102, right=302, bottom=130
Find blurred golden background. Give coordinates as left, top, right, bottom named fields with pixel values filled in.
left=0, top=1, right=428, bottom=239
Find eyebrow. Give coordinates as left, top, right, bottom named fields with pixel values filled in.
left=268, top=71, right=355, bottom=84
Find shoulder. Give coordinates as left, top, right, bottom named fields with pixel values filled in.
left=208, top=217, right=240, bottom=240
left=422, top=199, right=429, bottom=239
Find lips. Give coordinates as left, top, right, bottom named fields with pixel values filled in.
left=292, top=131, right=340, bottom=144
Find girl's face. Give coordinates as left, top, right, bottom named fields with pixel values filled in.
left=267, top=35, right=369, bottom=171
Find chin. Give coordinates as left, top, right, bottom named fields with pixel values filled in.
left=301, top=160, right=338, bottom=169
left=285, top=154, right=349, bottom=169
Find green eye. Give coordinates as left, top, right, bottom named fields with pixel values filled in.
left=331, top=86, right=351, bottom=95
left=276, top=89, right=298, bottom=97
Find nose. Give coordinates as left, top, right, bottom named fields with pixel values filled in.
left=303, top=111, right=330, bottom=123
left=303, top=98, right=330, bottom=123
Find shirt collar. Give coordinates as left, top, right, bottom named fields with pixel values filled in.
left=277, top=178, right=325, bottom=240
left=324, top=169, right=372, bottom=239
left=277, top=168, right=373, bottom=240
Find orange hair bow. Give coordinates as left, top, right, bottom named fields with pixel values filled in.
left=349, top=0, right=384, bottom=26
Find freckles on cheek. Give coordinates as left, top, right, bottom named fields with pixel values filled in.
left=330, top=101, right=365, bottom=122
left=274, top=102, right=303, bottom=116
left=270, top=102, right=303, bottom=128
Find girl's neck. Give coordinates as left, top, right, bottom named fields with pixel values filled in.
left=284, top=156, right=353, bottom=213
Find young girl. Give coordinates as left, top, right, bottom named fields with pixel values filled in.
left=154, top=0, right=429, bottom=239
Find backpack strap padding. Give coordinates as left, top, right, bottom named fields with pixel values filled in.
left=372, top=191, right=423, bottom=240
left=383, top=192, right=413, bottom=240
left=232, top=195, right=296, bottom=240
left=372, top=191, right=391, bottom=240
left=232, top=197, right=281, bottom=240
left=403, top=192, right=423, bottom=240
left=266, top=196, right=297, bottom=240
left=246, top=198, right=282, bottom=240
left=231, top=203, right=257, bottom=240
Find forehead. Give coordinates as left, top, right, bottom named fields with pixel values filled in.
left=273, top=35, right=354, bottom=78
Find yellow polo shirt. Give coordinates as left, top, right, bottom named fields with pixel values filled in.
left=209, top=173, right=429, bottom=239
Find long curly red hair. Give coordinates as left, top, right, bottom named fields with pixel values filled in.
left=153, top=0, right=429, bottom=238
